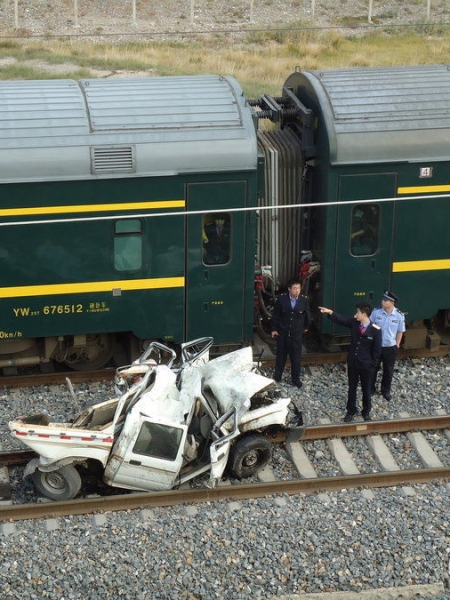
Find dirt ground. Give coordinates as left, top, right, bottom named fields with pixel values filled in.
left=1, top=0, right=447, bottom=41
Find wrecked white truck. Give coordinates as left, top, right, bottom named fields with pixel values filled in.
left=9, top=338, right=305, bottom=501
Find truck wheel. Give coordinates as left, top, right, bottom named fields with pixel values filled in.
left=32, top=465, right=82, bottom=501
left=228, top=434, right=272, bottom=479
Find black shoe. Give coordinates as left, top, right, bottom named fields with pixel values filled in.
left=362, top=414, right=371, bottom=421
left=292, top=381, right=302, bottom=389
left=343, top=412, right=355, bottom=423
left=370, top=388, right=377, bottom=395
left=383, top=392, right=391, bottom=401
left=274, top=378, right=281, bottom=383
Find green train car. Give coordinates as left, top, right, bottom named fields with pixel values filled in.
left=1, top=65, right=449, bottom=371
left=256, top=64, right=450, bottom=348
left=0, top=76, right=259, bottom=370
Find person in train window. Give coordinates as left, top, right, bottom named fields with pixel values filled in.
left=370, top=290, right=405, bottom=401
left=271, top=278, right=310, bottom=389
left=350, top=204, right=379, bottom=256
left=203, top=213, right=231, bottom=265
left=319, top=303, right=381, bottom=422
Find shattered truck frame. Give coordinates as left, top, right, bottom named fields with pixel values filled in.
left=9, top=338, right=306, bottom=501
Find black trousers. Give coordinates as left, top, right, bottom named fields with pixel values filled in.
left=274, top=334, right=302, bottom=384
left=374, top=346, right=398, bottom=394
left=347, top=362, right=373, bottom=418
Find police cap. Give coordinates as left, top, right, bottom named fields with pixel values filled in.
left=382, top=290, right=399, bottom=303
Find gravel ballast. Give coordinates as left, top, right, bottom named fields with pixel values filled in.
left=1, top=356, right=450, bottom=599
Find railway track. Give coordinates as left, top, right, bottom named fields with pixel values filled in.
left=1, top=344, right=449, bottom=388
left=2, top=415, right=450, bottom=522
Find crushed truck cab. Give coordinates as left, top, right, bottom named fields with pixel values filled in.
left=9, top=338, right=306, bottom=501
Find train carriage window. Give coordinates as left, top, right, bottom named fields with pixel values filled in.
left=350, top=204, right=380, bottom=257
left=114, top=219, right=143, bottom=271
left=202, top=212, right=231, bottom=265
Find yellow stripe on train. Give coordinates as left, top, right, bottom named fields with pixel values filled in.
left=0, top=277, right=185, bottom=298
left=397, top=184, right=450, bottom=194
left=392, top=259, right=450, bottom=273
left=0, top=200, right=185, bottom=218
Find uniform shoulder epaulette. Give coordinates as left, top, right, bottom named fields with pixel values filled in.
left=396, top=308, right=404, bottom=315
left=372, top=324, right=381, bottom=330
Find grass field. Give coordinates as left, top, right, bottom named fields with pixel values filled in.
left=0, top=23, right=449, bottom=96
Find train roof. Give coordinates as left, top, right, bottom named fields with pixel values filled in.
left=0, top=75, right=257, bottom=183
left=284, top=64, right=450, bottom=165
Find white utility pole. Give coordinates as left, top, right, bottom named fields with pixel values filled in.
left=74, top=0, right=80, bottom=28
left=14, top=0, right=19, bottom=28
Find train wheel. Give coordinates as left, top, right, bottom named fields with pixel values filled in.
left=63, top=333, right=115, bottom=371
left=31, top=465, right=82, bottom=501
left=430, top=310, right=450, bottom=345
left=227, top=433, right=272, bottom=479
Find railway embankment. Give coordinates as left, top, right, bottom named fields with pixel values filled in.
left=1, top=356, right=449, bottom=598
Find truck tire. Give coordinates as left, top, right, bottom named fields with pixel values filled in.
left=227, top=433, right=272, bottom=479
left=31, top=465, right=82, bottom=501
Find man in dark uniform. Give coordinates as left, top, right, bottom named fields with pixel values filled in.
left=370, top=290, right=405, bottom=401
left=271, top=278, right=311, bottom=388
left=319, top=302, right=381, bottom=422
left=203, top=214, right=231, bottom=265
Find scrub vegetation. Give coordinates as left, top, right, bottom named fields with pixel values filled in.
left=0, top=22, right=449, bottom=96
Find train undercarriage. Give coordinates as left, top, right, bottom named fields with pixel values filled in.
left=0, top=308, right=449, bottom=376
left=0, top=333, right=116, bottom=375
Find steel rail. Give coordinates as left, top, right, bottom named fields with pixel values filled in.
left=3, top=417, right=450, bottom=466
left=2, top=417, right=450, bottom=522
left=302, top=415, right=450, bottom=440
left=0, top=450, right=36, bottom=466
left=1, top=345, right=449, bottom=388
left=0, top=369, right=117, bottom=388
left=264, top=415, right=450, bottom=443
left=1, top=467, right=450, bottom=522
left=267, top=345, right=450, bottom=368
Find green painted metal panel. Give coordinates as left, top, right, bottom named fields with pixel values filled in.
left=392, top=192, right=450, bottom=322
left=0, top=175, right=186, bottom=343
left=285, top=65, right=450, bottom=334
left=330, top=172, right=397, bottom=330
left=186, top=181, right=250, bottom=344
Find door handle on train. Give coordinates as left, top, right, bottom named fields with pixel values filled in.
left=203, top=302, right=209, bottom=313
left=129, top=460, right=142, bottom=466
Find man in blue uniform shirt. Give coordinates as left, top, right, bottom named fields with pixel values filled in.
left=319, top=303, right=381, bottom=422
left=271, top=278, right=311, bottom=388
left=370, top=290, right=405, bottom=401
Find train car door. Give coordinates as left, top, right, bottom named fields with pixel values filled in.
left=186, top=181, right=247, bottom=343
left=334, top=173, right=396, bottom=309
